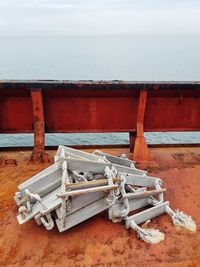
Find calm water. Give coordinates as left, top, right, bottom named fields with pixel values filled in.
left=0, top=132, right=200, bottom=148
left=1, top=36, right=200, bottom=80
left=0, top=36, right=199, bottom=146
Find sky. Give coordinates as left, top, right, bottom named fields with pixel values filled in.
left=0, top=0, right=200, bottom=36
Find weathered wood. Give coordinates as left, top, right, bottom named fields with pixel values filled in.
left=17, top=186, right=61, bottom=224
left=19, top=162, right=61, bottom=196
left=56, top=191, right=107, bottom=219
left=126, top=201, right=169, bottom=227
left=56, top=145, right=101, bottom=162
left=120, top=173, right=162, bottom=187
left=65, top=178, right=121, bottom=190
left=62, top=157, right=146, bottom=175
left=57, top=184, right=119, bottom=198
left=56, top=196, right=111, bottom=232
left=15, top=145, right=175, bottom=241
left=93, top=150, right=136, bottom=167
left=124, top=188, right=166, bottom=200
left=56, top=145, right=146, bottom=174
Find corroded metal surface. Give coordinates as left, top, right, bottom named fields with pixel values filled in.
left=30, top=89, right=47, bottom=162
left=0, top=81, right=200, bottom=162
left=0, top=147, right=200, bottom=266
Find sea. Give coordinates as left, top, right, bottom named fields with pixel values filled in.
left=0, top=36, right=199, bottom=147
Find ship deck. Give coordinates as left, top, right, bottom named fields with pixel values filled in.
left=0, top=146, right=200, bottom=267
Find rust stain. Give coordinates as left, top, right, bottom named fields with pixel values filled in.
left=0, top=81, right=200, bottom=164
left=0, top=147, right=200, bottom=266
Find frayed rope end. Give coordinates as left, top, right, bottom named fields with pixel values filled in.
left=171, top=209, right=196, bottom=232
left=129, top=220, right=165, bottom=244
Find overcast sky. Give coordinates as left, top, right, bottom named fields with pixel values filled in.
left=0, top=0, right=200, bottom=36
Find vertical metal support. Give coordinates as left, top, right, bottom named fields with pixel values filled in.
left=129, top=132, right=136, bottom=153
left=30, top=89, right=47, bottom=163
left=133, top=90, right=151, bottom=162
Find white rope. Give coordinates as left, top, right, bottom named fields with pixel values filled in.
left=18, top=202, right=31, bottom=216
left=60, top=159, right=68, bottom=227
left=40, top=214, right=54, bottom=230
left=110, top=175, right=129, bottom=222
left=25, top=188, right=42, bottom=202
left=129, top=220, right=165, bottom=244
left=24, top=188, right=47, bottom=210
left=165, top=206, right=196, bottom=232
left=111, top=198, right=129, bottom=223
left=120, top=154, right=128, bottom=160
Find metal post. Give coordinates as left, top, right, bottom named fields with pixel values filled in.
left=30, top=89, right=47, bottom=163
left=133, top=90, right=151, bottom=162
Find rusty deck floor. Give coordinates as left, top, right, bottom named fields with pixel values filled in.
left=0, top=146, right=200, bottom=267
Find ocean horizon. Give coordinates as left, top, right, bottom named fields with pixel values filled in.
left=0, top=36, right=199, bottom=146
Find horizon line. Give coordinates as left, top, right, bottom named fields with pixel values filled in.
left=0, top=33, right=200, bottom=38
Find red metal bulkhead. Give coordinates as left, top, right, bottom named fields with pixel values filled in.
left=0, top=81, right=200, bottom=163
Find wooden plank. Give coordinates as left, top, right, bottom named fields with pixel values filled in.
left=18, top=162, right=61, bottom=196
left=120, top=173, right=161, bottom=187
left=126, top=201, right=169, bottom=226
left=64, top=157, right=146, bottom=175
left=124, top=189, right=166, bottom=200
left=56, top=145, right=101, bottom=161
left=57, top=184, right=119, bottom=198
left=65, top=178, right=120, bottom=190
left=56, top=191, right=107, bottom=219
left=17, top=186, right=61, bottom=224
left=93, top=150, right=136, bottom=166
left=56, top=196, right=110, bottom=232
